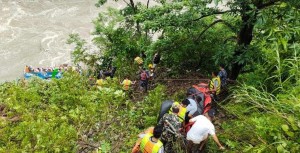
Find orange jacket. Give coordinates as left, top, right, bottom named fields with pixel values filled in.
left=131, top=127, right=154, bottom=153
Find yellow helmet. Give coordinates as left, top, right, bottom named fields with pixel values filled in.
left=148, top=64, right=153, bottom=68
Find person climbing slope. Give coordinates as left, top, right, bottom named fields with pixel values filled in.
left=134, top=56, right=144, bottom=66
left=168, top=99, right=190, bottom=123
left=121, top=77, right=136, bottom=91
left=139, top=68, right=149, bottom=92
left=186, top=88, right=201, bottom=119
left=132, top=126, right=154, bottom=153
left=152, top=52, right=161, bottom=68
left=209, top=71, right=221, bottom=96
left=139, top=125, right=164, bottom=153
left=158, top=104, right=181, bottom=153
left=218, top=64, right=227, bottom=89
left=187, top=109, right=225, bottom=152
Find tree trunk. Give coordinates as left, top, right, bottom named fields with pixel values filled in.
left=129, top=0, right=141, bottom=34
left=230, top=8, right=257, bottom=80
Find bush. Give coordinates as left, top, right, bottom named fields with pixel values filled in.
left=0, top=73, right=170, bottom=152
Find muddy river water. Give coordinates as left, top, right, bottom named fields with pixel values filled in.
left=0, top=0, right=122, bottom=82
left=0, top=0, right=227, bottom=82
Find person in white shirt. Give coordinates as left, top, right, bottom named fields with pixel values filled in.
left=186, top=109, right=225, bottom=152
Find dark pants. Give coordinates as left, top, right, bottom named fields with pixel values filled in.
left=161, top=137, right=176, bottom=153
left=187, top=140, right=207, bottom=153
left=140, top=80, right=148, bottom=92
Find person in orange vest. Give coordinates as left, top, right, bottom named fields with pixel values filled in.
left=139, top=125, right=164, bottom=153
left=121, top=77, right=136, bottom=91
left=24, top=65, right=30, bottom=73
left=131, top=126, right=154, bottom=153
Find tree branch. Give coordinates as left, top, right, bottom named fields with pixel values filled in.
left=195, top=20, right=223, bottom=42
left=147, top=0, right=150, bottom=8
left=257, top=0, right=281, bottom=10
left=195, top=19, right=236, bottom=42
left=192, top=10, right=235, bottom=22
left=129, top=0, right=135, bottom=9
left=222, top=21, right=236, bottom=32
left=122, top=0, right=130, bottom=7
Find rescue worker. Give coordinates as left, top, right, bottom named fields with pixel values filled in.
left=96, top=72, right=105, bottom=87
left=121, top=77, right=136, bottom=91
left=132, top=126, right=154, bottom=153
left=158, top=104, right=181, bottom=153
left=218, top=64, right=227, bottom=88
left=139, top=125, right=164, bottom=153
left=96, top=78, right=105, bottom=87
left=148, top=64, right=155, bottom=80
left=186, top=88, right=200, bottom=119
left=152, top=52, right=161, bottom=68
left=209, top=71, right=221, bottom=96
left=24, top=65, right=30, bottom=73
left=168, top=99, right=190, bottom=123
left=139, top=68, right=149, bottom=92
left=187, top=109, right=225, bottom=152
left=134, top=56, right=144, bottom=66
left=103, top=66, right=117, bottom=78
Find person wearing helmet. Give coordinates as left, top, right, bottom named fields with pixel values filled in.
left=148, top=64, right=153, bottom=69
left=168, top=99, right=190, bottom=123
left=148, top=64, right=155, bottom=80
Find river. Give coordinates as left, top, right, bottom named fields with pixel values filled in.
left=0, top=0, right=114, bottom=82
left=0, top=0, right=228, bottom=82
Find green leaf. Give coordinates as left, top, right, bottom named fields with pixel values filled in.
left=277, top=144, right=285, bottom=153
left=280, top=38, right=288, bottom=51
left=281, top=124, right=289, bottom=132
left=286, top=131, right=295, bottom=137
left=287, top=116, right=295, bottom=124
left=280, top=2, right=287, bottom=8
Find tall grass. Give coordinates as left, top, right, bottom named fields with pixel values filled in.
left=220, top=42, right=300, bottom=152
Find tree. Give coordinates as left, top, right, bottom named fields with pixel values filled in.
left=228, top=0, right=299, bottom=80
left=129, top=0, right=300, bottom=80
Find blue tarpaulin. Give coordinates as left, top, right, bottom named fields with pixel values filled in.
left=24, top=72, right=62, bottom=79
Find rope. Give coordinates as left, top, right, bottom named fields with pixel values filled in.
left=156, top=79, right=210, bottom=82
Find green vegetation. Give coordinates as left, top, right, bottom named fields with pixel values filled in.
left=0, top=72, right=168, bottom=152
left=1, top=0, right=300, bottom=152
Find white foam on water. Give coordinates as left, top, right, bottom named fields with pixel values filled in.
left=39, top=59, right=46, bottom=65
left=41, top=31, right=59, bottom=49
left=0, top=0, right=157, bottom=82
